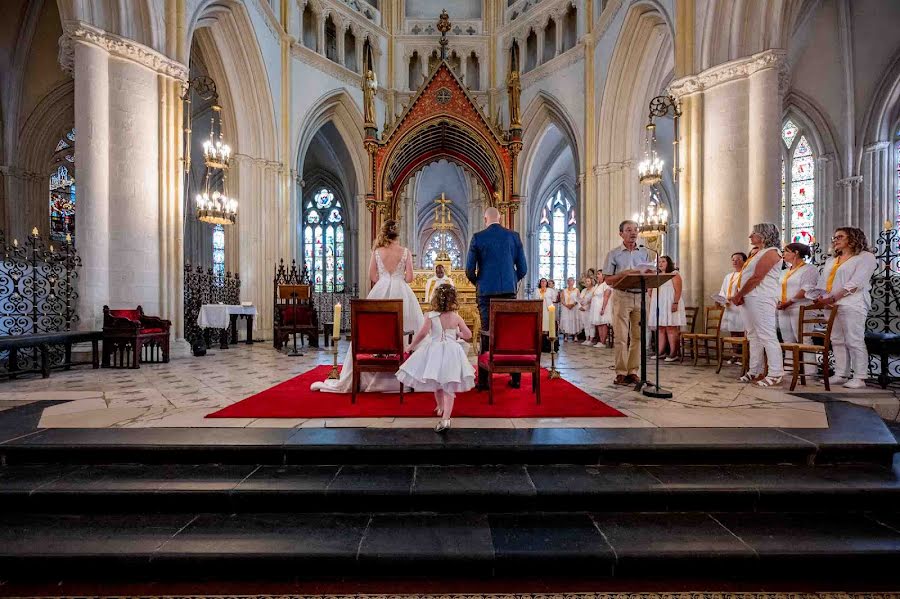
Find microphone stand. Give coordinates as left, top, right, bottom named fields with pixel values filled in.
left=639, top=244, right=673, bottom=399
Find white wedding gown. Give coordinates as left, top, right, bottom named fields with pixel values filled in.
left=311, top=247, right=426, bottom=393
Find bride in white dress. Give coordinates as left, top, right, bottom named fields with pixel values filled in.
left=311, top=219, right=425, bottom=393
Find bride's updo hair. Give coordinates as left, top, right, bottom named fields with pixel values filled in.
left=430, top=284, right=459, bottom=313
left=374, top=219, right=400, bottom=249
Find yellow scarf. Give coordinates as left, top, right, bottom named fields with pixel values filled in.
left=780, top=264, right=802, bottom=302
left=726, top=272, right=738, bottom=298
left=826, top=256, right=848, bottom=293
left=736, top=251, right=760, bottom=289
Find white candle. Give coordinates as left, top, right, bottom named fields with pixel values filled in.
left=332, top=303, right=342, bottom=338
left=548, top=305, right=556, bottom=338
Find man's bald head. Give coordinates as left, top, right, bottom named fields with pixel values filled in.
left=484, top=207, right=501, bottom=226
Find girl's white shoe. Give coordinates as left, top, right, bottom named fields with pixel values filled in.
left=434, top=419, right=451, bottom=433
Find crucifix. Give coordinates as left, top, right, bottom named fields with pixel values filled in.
left=432, top=193, right=455, bottom=262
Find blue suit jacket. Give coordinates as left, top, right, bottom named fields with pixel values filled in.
left=465, top=223, right=528, bottom=296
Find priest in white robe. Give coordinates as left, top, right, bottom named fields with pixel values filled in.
left=424, top=263, right=455, bottom=302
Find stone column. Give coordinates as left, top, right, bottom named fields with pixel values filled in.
left=555, top=14, right=564, bottom=57
left=536, top=26, right=545, bottom=66
left=157, top=74, right=185, bottom=337
left=317, top=15, right=326, bottom=55
left=861, top=142, right=892, bottom=242
left=337, top=23, right=346, bottom=65
left=747, top=64, right=782, bottom=228
left=72, top=40, right=111, bottom=331
left=357, top=193, right=372, bottom=294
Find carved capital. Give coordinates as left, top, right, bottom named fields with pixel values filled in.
left=60, top=21, right=188, bottom=80
left=865, top=141, right=891, bottom=153
left=836, top=176, right=863, bottom=188
left=668, top=49, right=787, bottom=98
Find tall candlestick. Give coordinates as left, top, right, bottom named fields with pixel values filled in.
left=332, top=303, right=342, bottom=339
left=548, top=305, right=556, bottom=338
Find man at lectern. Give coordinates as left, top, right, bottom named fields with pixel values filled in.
left=603, top=220, right=654, bottom=386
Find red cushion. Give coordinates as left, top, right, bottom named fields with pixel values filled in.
left=493, top=313, right=540, bottom=352
left=478, top=353, right=538, bottom=368
left=355, top=312, right=402, bottom=353
left=356, top=353, right=402, bottom=365
left=281, top=305, right=312, bottom=325
left=139, top=327, right=166, bottom=334
left=109, top=309, right=141, bottom=322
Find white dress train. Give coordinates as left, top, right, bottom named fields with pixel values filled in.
left=311, top=247, right=426, bottom=393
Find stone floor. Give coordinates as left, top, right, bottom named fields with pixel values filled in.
left=0, top=338, right=896, bottom=429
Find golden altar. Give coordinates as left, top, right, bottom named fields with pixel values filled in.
left=409, top=268, right=480, bottom=343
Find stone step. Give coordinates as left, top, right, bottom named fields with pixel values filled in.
left=3, top=462, right=900, bottom=514
left=1, top=510, right=900, bottom=581
left=2, top=401, right=896, bottom=466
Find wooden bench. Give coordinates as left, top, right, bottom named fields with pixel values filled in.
left=0, top=331, right=102, bottom=379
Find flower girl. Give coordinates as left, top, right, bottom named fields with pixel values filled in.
left=396, top=284, right=474, bottom=432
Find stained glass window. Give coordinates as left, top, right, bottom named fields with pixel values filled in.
left=780, top=119, right=816, bottom=244
left=212, top=224, right=225, bottom=279
left=303, top=189, right=345, bottom=292
left=895, top=127, right=900, bottom=229
left=536, top=190, right=577, bottom=287
left=49, top=128, right=76, bottom=243
left=422, top=231, right=462, bottom=269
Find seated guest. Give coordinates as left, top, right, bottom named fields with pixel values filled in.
left=559, top=277, right=580, bottom=341
left=777, top=243, right=818, bottom=344
left=812, top=227, right=877, bottom=389
left=424, top=263, right=454, bottom=302
left=590, top=271, right=612, bottom=348
left=648, top=255, right=686, bottom=361
left=719, top=252, right=747, bottom=337
left=731, top=223, right=784, bottom=387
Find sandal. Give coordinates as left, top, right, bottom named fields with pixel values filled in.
left=737, top=373, right=756, bottom=383
left=756, top=376, right=783, bottom=388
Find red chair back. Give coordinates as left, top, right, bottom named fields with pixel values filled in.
left=489, top=300, right=542, bottom=357
left=351, top=299, right=404, bottom=355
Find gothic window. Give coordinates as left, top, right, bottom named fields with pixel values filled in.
left=543, top=18, right=557, bottom=62
left=562, top=4, right=577, bottom=52
left=302, top=3, right=317, bottom=50
left=422, top=231, right=462, bottom=270
left=303, top=188, right=345, bottom=292
left=344, top=27, right=358, bottom=72
left=780, top=119, right=816, bottom=245
left=537, top=190, right=577, bottom=286
left=465, top=52, right=480, bottom=90
left=408, top=51, right=423, bottom=91
left=895, top=126, right=900, bottom=228
left=49, top=128, right=76, bottom=243
left=525, top=29, right=537, bottom=72
left=212, top=224, right=225, bottom=279
left=325, top=15, right=338, bottom=62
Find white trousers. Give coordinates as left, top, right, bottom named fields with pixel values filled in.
left=831, top=305, right=868, bottom=380
left=743, top=295, right=784, bottom=378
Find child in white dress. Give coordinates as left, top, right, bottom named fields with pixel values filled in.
left=396, top=284, right=474, bottom=432
left=579, top=276, right=598, bottom=345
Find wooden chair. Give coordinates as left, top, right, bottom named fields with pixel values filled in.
left=477, top=300, right=542, bottom=405
left=273, top=284, right=318, bottom=350
left=678, top=306, right=701, bottom=363
left=684, top=307, right=724, bottom=366
left=717, top=335, right=749, bottom=375
left=102, top=305, right=171, bottom=368
left=781, top=305, right=839, bottom=391
left=350, top=299, right=406, bottom=404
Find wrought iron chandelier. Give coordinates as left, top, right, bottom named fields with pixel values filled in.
left=636, top=94, right=682, bottom=235
left=183, top=76, right=237, bottom=226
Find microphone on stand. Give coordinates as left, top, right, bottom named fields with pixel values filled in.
left=637, top=244, right=672, bottom=399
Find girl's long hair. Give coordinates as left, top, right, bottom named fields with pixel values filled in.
left=430, top=283, right=459, bottom=313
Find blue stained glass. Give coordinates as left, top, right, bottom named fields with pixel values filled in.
left=49, top=128, right=76, bottom=243
left=212, top=224, right=225, bottom=279
left=303, top=188, right=345, bottom=292
left=537, top=191, right=577, bottom=287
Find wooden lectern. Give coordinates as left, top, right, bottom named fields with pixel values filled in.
left=612, top=272, right=675, bottom=397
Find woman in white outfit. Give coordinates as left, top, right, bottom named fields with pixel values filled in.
left=590, top=271, right=612, bottom=347
left=718, top=252, right=746, bottom=336
left=648, top=256, right=687, bottom=361
left=559, top=277, right=581, bottom=340
left=536, top=278, right=557, bottom=333
left=777, top=243, right=819, bottom=343
left=579, top=275, right=598, bottom=345
left=812, top=227, right=877, bottom=389
left=311, top=219, right=425, bottom=393
left=731, top=223, right=785, bottom=387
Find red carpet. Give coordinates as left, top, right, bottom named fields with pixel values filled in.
left=207, top=365, right=624, bottom=419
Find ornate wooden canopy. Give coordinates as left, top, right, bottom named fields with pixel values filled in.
left=363, top=11, right=522, bottom=237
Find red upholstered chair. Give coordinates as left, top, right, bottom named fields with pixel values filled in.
left=477, top=299, right=542, bottom=405
left=102, top=305, right=171, bottom=368
left=350, top=299, right=406, bottom=405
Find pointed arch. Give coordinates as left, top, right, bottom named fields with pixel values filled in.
left=519, top=91, right=583, bottom=198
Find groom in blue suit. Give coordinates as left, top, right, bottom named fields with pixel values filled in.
left=466, top=207, right=528, bottom=387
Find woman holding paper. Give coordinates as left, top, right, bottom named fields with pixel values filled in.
left=718, top=252, right=746, bottom=336
left=579, top=275, right=598, bottom=345
left=731, top=223, right=784, bottom=387
left=812, top=227, right=877, bottom=389
left=559, top=277, right=581, bottom=340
